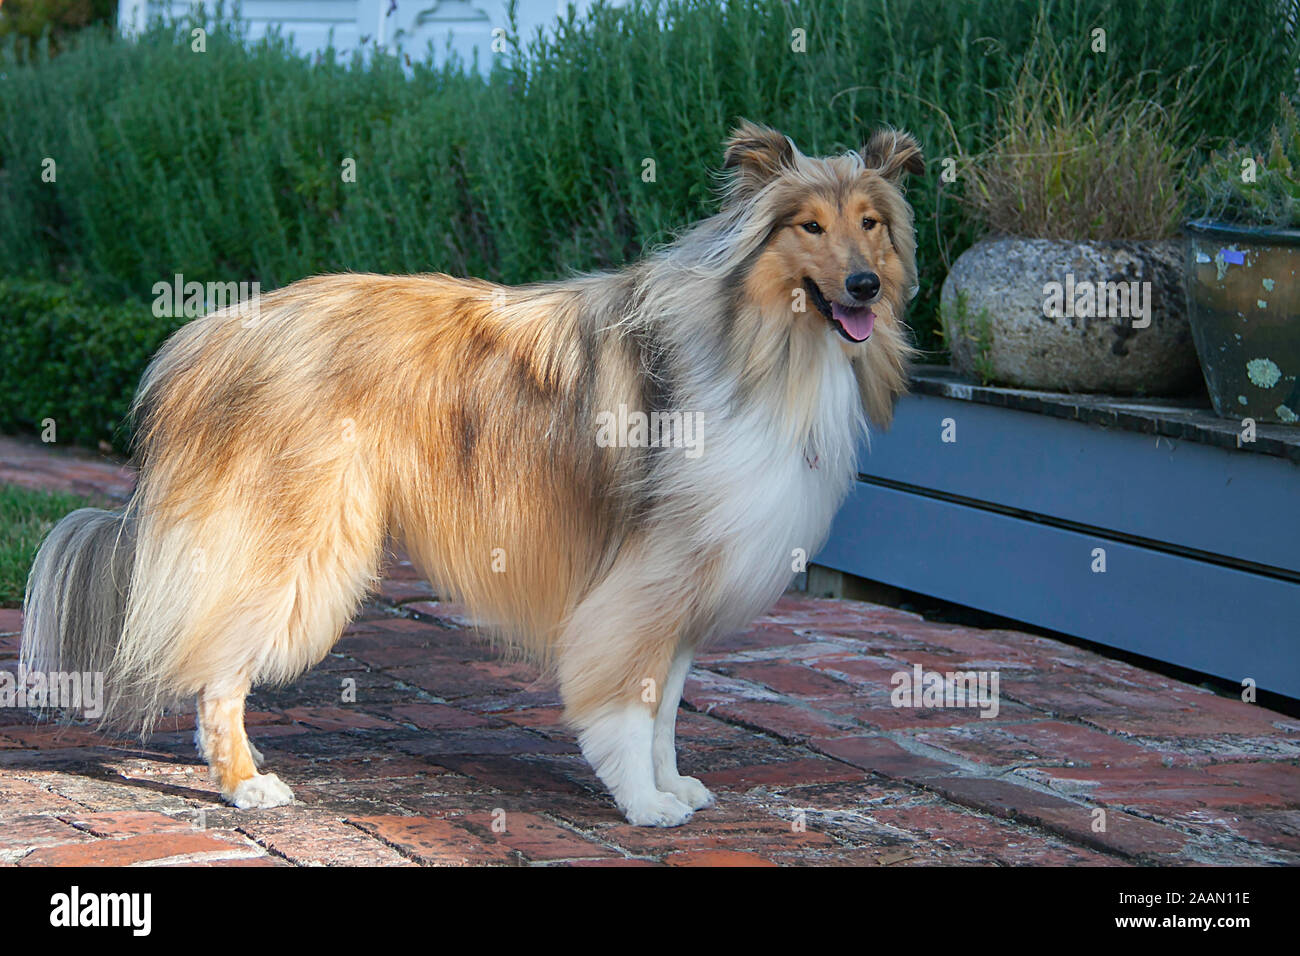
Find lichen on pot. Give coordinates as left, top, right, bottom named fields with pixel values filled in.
left=940, top=237, right=1201, bottom=394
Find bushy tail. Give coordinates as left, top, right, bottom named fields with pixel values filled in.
left=20, top=507, right=139, bottom=729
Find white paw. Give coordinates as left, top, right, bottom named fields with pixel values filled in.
left=621, top=790, right=695, bottom=828
left=247, top=740, right=265, bottom=769
left=660, top=774, right=717, bottom=811
left=228, top=772, right=295, bottom=809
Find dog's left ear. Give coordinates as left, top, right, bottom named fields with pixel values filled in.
left=861, top=128, right=925, bottom=183
left=723, top=120, right=796, bottom=199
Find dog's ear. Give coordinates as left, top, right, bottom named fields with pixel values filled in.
left=723, top=120, right=796, bottom=197
left=861, top=128, right=925, bottom=184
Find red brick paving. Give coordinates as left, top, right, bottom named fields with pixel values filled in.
left=17, top=829, right=262, bottom=866
left=1, top=434, right=1299, bottom=866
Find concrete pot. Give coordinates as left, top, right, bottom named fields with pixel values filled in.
left=940, top=237, right=1202, bottom=394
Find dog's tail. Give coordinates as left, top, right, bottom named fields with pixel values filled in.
left=21, top=505, right=140, bottom=728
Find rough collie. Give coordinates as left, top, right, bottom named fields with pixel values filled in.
left=23, top=122, right=922, bottom=826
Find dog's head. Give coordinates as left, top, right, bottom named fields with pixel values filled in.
left=720, top=121, right=923, bottom=424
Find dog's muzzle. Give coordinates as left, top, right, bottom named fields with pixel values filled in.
left=803, top=278, right=876, bottom=342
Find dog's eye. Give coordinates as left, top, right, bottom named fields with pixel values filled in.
left=801, top=221, right=823, bottom=235
left=862, top=217, right=878, bottom=231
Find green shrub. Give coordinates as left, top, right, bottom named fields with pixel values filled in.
left=0, top=0, right=116, bottom=59
left=0, top=277, right=174, bottom=452
left=1190, top=95, right=1300, bottom=229
left=0, top=0, right=1296, bottom=442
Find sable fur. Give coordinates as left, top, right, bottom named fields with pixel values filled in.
left=23, top=121, right=923, bottom=825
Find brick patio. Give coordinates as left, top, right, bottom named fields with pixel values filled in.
left=1, top=434, right=1297, bottom=866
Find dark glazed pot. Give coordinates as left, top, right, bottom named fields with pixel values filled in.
left=1185, top=219, right=1300, bottom=424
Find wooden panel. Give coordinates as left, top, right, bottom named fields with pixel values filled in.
left=817, top=480, right=1300, bottom=697
left=860, top=395, right=1300, bottom=574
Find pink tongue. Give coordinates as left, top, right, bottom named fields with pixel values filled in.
left=832, top=304, right=875, bottom=341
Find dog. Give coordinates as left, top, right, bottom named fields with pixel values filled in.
left=22, top=121, right=922, bottom=827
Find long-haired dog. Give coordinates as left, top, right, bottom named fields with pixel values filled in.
left=23, top=122, right=922, bottom=826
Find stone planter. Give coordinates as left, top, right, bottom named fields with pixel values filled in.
left=940, top=238, right=1201, bottom=394
left=1184, top=219, right=1300, bottom=424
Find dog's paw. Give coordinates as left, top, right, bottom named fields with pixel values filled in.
left=228, top=772, right=294, bottom=810
left=659, top=774, right=717, bottom=811
left=621, top=790, right=695, bottom=828
left=247, top=740, right=265, bottom=770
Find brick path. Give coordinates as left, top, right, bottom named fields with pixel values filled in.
left=0, top=435, right=135, bottom=503
left=1, top=434, right=1297, bottom=866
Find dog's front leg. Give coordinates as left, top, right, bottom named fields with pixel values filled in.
left=560, top=580, right=712, bottom=827
left=652, top=645, right=716, bottom=811
left=576, top=703, right=695, bottom=827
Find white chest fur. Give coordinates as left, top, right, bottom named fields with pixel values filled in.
left=674, top=336, right=863, bottom=636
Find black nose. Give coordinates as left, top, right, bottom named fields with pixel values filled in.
left=845, top=271, right=880, bottom=301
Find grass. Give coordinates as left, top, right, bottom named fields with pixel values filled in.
left=957, top=45, right=1190, bottom=239
left=941, top=288, right=996, bottom=384
left=0, top=484, right=98, bottom=607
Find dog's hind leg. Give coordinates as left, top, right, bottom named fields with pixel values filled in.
left=246, top=738, right=266, bottom=769
left=196, top=683, right=293, bottom=809
left=652, top=644, right=716, bottom=811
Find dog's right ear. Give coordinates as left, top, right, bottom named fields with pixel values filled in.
left=723, top=120, right=795, bottom=199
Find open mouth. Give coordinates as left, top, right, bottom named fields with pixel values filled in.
left=803, top=278, right=875, bottom=343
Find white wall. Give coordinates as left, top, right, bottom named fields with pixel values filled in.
left=116, top=0, right=617, bottom=68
